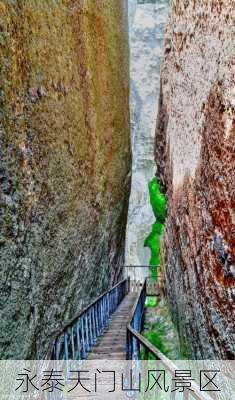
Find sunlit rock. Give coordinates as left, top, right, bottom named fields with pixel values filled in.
left=125, top=0, right=170, bottom=277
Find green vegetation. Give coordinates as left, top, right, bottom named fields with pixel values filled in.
left=142, top=299, right=182, bottom=360
left=144, top=177, right=167, bottom=279
left=143, top=326, right=172, bottom=357
left=143, top=180, right=183, bottom=363
left=145, top=296, right=158, bottom=308
left=148, top=177, right=167, bottom=222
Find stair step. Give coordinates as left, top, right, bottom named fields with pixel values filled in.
left=92, top=346, right=125, bottom=353
left=89, top=352, right=126, bottom=360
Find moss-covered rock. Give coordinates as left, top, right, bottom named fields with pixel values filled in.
left=144, top=177, right=167, bottom=277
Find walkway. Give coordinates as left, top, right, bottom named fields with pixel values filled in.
left=44, top=278, right=214, bottom=400
left=89, top=292, right=136, bottom=360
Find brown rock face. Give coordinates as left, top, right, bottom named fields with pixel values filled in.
left=0, top=1, right=130, bottom=358
left=156, top=0, right=235, bottom=358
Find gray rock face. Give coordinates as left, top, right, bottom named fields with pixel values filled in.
left=125, top=0, right=169, bottom=276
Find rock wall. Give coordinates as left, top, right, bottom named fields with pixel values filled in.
left=156, top=0, right=235, bottom=358
left=125, top=0, right=169, bottom=275
left=0, top=0, right=130, bottom=359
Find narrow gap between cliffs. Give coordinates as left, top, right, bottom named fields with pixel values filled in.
left=125, top=0, right=184, bottom=360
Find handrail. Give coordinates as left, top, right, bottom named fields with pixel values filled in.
left=47, top=278, right=130, bottom=360
left=43, top=276, right=213, bottom=400
left=129, top=279, right=147, bottom=327
left=56, top=278, right=129, bottom=336
left=126, top=279, right=213, bottom=400
left=126, top=278, right=146, bottom=360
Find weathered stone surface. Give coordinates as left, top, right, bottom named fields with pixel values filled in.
left=156, top=0, right=235, bottom=359
left=125, top=0, right=169, bottom=275
left=0, top=0, right=130, bottom=358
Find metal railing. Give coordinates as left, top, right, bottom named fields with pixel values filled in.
left=42, top=276, right=213, bottom=400
left=126, top=279, right=147, bottom=360
left=48, top=278, right=130, bottom=360
left=126, top=280, right=213, bottom=400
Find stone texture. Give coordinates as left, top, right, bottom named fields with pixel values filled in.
left=156, top=0, right=235, bottom=358
left=125, top=0, right=169, bottom=276
left=0, top=0, right=130, bottom=358
left=128, top=0, right=138, bottom=26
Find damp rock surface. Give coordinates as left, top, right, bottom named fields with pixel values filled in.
left=0, top=0, right=130, bottom=359
left=156, top=0, right=235, bottom=358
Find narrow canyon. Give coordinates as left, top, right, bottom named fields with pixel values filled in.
left=0, top=0, right=234, bottom=361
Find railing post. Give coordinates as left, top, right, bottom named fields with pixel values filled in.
left=85, top=312, right=91, bottom=352
left=55, top=339, right=61, bottom=360
left=127, top=277, right=130, bottom=294
left=132, top=336, right=139, bottom=360
left=64, top=332, right=69, bottom=360
left=49, top=278, right=129, bottom=362
left=107, top=292, right=110, bottom=318
left=95, top=302, right=100, bottom=336
left=64, top=332, right=69, bottom=380
left=126, top=329, right=130, bottom=360
left=51, top=344, right=56, bottom=360
left=104, top=295, right=107, bottom=326
left=81, top=315, right=86, bottom=358
left=71, top=327, right=75, bottom=359
left=103, top=296, right=107, bottom=328
left=111, top=290, right=114, bottom=313
left=76, top=322, right=81, bottom=360
left=104, top=295, right=107, bottom=327
left=129, top=331, right=133, bottom=360
left=100, top=297, right=104, bottom=332
left=99, top=298, right=103, bottom=332
left=115, top=287, right=118, bottom=308
left=126, top=330, right=131, bottom=360
left=91, top=306, right=96, bottom=343
left=88, top=308, right=94, bottom=347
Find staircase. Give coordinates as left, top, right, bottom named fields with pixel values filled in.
left=44, top=277, right=213, bottom=400
left=88, top=291, right=136, bottom=359
left=47, top=279, right=131, bottom=361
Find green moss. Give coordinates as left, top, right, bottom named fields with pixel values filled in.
left=142, top=299, right=183, bottom=360
left=144, top=221, right=164, bottom=267
left=144, top=177, right=167, bottom=279
left=143, top=328, right=171, bottom=357
left=145, top=296, right=159, bottom=308
left=148, top=177, right=167, bottom=222
left=140, top=323, right=172, bottom=360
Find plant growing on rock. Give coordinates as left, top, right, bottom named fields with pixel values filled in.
left=144, top=177, right=167, bottom=280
